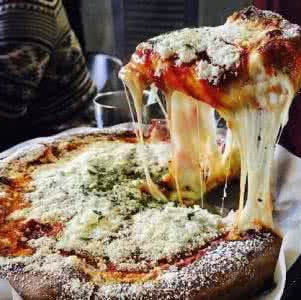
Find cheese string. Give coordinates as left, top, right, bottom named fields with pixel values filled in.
left=122, top=74, right=167, bottom=202
left=196, top=102, right=204, bottom=208
left=232, top=108, right=289, bottom=231
left=123, top=82, right=139, bottom=138
left=221, top=127, right=232, bottom=215
left=121, top=60, right=295, bottom=233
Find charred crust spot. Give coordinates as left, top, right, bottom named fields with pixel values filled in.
left=104, top=131, right=137, bottom=140
left=187, top=212, right=195, bottom=220
left=50, top=145, right=60, bottom=158
left=60, top=249, right=99, bottom=270
left=185, top=43, right=194, bottom=49
left=266, top=29, right=283, bottom=38
left=22, top=219, right=63, bottom=240
left=197, top=51, right=211, bottom=63
left=240, top=6, right=259, bottom=19
left=235, top=6, right=281, bottom=23
left=260, top=39, right=297, bottom=74
left=0, top=176, right=14, bottom=186
left=147, top=40, right=156, bottom=46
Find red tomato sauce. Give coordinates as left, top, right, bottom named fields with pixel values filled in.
left=0, top=175, right=62, bottom=257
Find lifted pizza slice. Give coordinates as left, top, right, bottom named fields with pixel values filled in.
left=120, top=6, right=301, bottom=231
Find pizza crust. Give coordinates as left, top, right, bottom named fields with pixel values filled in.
left=6, top=231, right=281, bottom=300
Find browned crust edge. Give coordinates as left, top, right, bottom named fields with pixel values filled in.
left=4, top=231, right=281, bottom=300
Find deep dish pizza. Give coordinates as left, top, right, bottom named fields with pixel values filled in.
left=0, top=128, right=280, bottom=300
left=1, top=6, right=301, bottom=300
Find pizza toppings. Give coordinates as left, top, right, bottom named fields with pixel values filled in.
left=0, top=218, right=62, bottom=257
left=125, top=7, right=301, bottom=111
left=22, top=219, right=63, bottom=240
left=0, top=175, right=32, bottom=256
left=136, top=26, right=241, bottom=85
left=0, top=139, right=234, bottom=284
left=100, top=204, right=225, bottom=271
left=0, top=172, right=63, bottom=257
left=120, top=6, right=301, bottom=233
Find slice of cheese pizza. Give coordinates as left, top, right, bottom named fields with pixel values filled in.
left=121, top=6, right=301, bottom=109
left=120, top=6, right=301, bottom=232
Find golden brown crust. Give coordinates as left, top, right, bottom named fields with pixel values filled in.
left=229, top=6, right=301, bottom=90
left=8, top=273, right=61, bottom=300
left=229, top=6, right=298, bottom=31
left=6, top=231, right=281, bottom=300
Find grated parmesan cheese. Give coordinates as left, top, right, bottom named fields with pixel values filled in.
left=136, top=7, right=300, bottom=85
left=3, top=140, right=231, bottom=273
left=137, top=26, right=241, bottom=84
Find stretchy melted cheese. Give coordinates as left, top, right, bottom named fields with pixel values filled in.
left=123, top=74, right=167, bottom=202
left=121, top=69, right=236, bottom=203
left=169, top=92, right=219, bottom=201
left=227, top=52, right=295, bottom=230
left=120, top=6, right=301, bottom=232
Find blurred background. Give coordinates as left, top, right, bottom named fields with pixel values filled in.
left=64, top=0, right=301, bottom=62
left=64, top=0, right=250, bottom=63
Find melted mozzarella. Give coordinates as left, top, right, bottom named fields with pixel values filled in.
left=120, top=72, right=236, bottom=204
left=121, top=43, right=295, bottom=233
left=169, top=91, right=222, bottom=201
left=120, top=71, right=239, bottom=205
left=122, top=71, right=167, bottom=202
left=230, top=109, right=281, bottom=230
left=223, top=53, right=295, bottom=231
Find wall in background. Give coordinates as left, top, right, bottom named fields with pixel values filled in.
left=81, top=0, right=251, bottom=58
left=81, top=1, right=115, bottom=55
left=198, top=0, right=251, bottom=26
left=254, top=0, right=301, bottom=25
